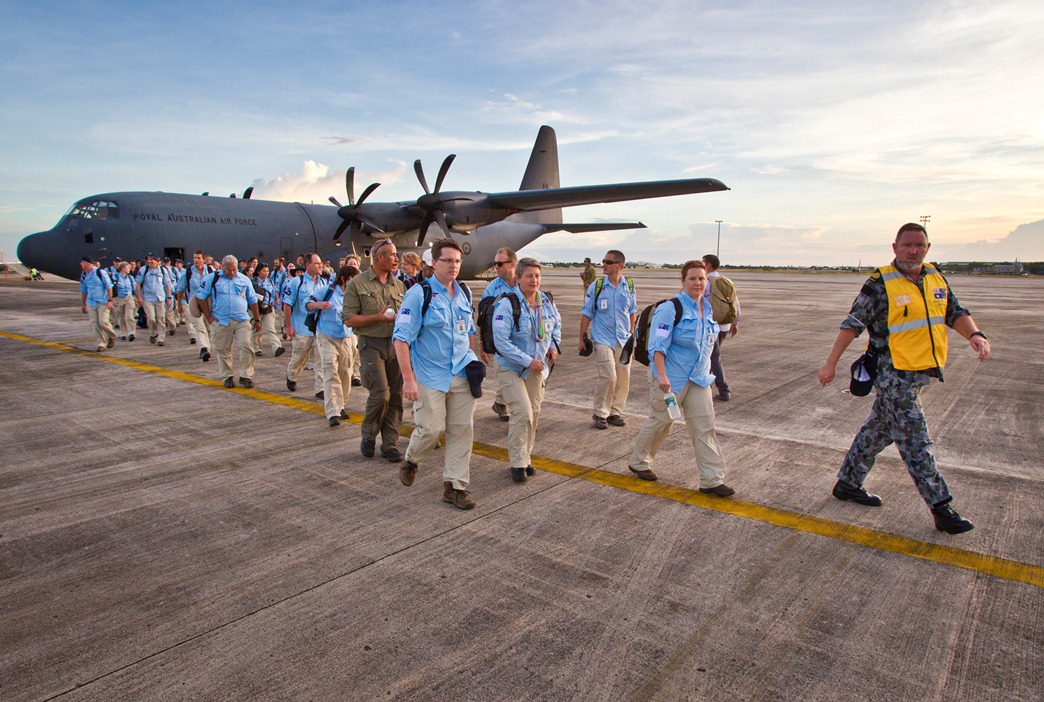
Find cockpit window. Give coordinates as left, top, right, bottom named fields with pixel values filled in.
left=70, top=199, right=119, bottom=220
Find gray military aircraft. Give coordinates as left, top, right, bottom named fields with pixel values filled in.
left=17, top=126, right=728, bottom=280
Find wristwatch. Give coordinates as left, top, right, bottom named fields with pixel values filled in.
left=970, top=331, right=987, bottom=340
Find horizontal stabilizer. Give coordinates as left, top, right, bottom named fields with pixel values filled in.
left=546, top=222, right=646, bottom=234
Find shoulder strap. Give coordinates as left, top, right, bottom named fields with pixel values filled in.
left=420, top=279, right=433, bottom=317
left=627, top=277, right=635, bottom=294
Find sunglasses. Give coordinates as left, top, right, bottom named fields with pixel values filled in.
left=601, top=259, right=622, bottom=265
left=493, top=260, right=512, bottom=267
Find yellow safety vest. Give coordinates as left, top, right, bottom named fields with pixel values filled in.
left=880, top=264, right=949, bottom=371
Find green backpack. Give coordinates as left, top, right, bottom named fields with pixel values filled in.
left=709, top=276, right=738, bottom=325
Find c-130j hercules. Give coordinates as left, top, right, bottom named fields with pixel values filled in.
left=17, top=125, right=728, bottom=280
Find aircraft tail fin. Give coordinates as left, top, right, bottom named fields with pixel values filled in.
left=517, top=126, right=561, bottom=226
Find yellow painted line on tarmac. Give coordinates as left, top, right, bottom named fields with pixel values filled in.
left=4, top=328, right=1042, bottom=589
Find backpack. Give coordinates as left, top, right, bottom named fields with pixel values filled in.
left=478, top=291, right=556, bottom=355
left=709, top=276, right=738, bottom=325
left=632, top=298, right=684, bottom=367
left=593, top=276, right=634, bottom=304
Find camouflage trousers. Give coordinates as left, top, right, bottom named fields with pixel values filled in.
left=838, top=385, right=951, bottom=506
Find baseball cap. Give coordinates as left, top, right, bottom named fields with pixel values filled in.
left=849, top=351, right=877, bottom=397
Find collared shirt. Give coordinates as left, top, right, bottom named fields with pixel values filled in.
left=482, top=276, right=519, bottom=301
left=114, top=273, right=136, bottom=298
left=393, top=276, right=477, bottom=392
left=310, top=285, right=352, bottom=339
left=648, top=292, right=719, bottom=391
left=255, top=276, right=277, bottom=311
left=493, top=289, right=562, bottom=380
left=581, top=275, right=638, bottom=346
left=271, top=268, right=287, bottom=298
left=80, top=267, right=112, bottom=306
left=343, top=268, right=406, bottom=338
left=180, top=265, right=213, bottom=298
left=283, top=273, right=328, bottom=337
left=136, top=266, right=172, bottom=303
left=840, top=262, right=970, bottom=389
left=197, top=271, right=258, bottom=325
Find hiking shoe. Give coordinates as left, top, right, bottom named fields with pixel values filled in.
left=255, top=350, right=262, bottom=357
left=106, top=338, right=115, bottom=348
left=443, top=481, right=476, bottom=510
left=511, top=467, right=527, bottom=483
left=238, top=377, right=254, bottom=389
left=400, top=461, right=418, bottom=486
left=717, top=390, right=732, bottom=401
left=274, top=346, right=285, bottom=357
left=96, top=345, right=106, bottom=353
left=360, top=438, right=375, bottom=458
left=339, top=409, right=349, bottom=419
left=382, top=447, right=404, bottom=463
left=525, top=465, right=536, bottom=476
left=932, top=504, right=974, bottom=534
left=700, top=484, right=735, bottom=497
left=628, top=466, right=658, bottom=481
left=286, top=376, right=297, bottom=392
left=607, top=414, right=625, bottom=426
left=315, top=390, right=324, bottom=400
left=128, top=334, right=135, bottom=341
left=832, top=480, right=882, bottom=507
left=150, top=336, right=157, bottom=344
left=190, top=338, right=196, bottom=345
left=157, top=340, right=165, bottom=346
left=593, top=415, right=608, bottom=430
left=492, top=402, right=510, bottom=422
left=223, top=377, right=235, bottom=388
left=328, top=416, right=340, bottom=427
left=200, top=348, right=210, bottom=362
left=351, top=377, right=362, bottom=387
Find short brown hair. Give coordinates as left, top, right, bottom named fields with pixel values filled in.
left=681, top=259, right=706, bottom=281
left=431, top=238, right=462, bottom=262
left=895, top=222, right=928, bottom=243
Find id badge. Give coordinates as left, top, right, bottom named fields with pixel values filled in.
left=599, top=298, right=608, bottom=310
left=455, top=319, right=468, bottom=335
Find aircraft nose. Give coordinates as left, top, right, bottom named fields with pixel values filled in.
left=17, top=232, right=45, bottom=268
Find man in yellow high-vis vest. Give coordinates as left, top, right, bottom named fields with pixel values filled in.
left=817, top=223, right=991, bottom=534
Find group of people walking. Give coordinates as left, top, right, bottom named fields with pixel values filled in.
left=77, top=222, right=990, bottom=533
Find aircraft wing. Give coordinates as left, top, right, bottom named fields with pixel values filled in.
left=486, top=178, right=728, bottom=212
left=544, top=222, right=646, bottom=233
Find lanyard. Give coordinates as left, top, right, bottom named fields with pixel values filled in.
left=529, top=292, right=546, bottom=341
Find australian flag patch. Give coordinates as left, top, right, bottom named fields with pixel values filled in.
left=932, top=288, right=946, bottom=299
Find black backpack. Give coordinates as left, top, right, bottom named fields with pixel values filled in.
left=305, top=285, right=336, bottom=334
left=478, top=290, right=556, bottom=356
left=632, top=298, right=683, bottom=366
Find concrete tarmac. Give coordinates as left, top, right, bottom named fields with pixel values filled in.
left=1, top=269, right=1041, bottom=701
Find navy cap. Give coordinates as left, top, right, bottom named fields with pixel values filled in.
left=465, top=360, right=486, bottom=398
left=849, top=351, right=877, bottom=397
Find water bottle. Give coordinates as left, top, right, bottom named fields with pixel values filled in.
left=664, top=392, right=681, bottom=420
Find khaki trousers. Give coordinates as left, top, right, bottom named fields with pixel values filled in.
left=316, top=332, right=352, bottom=419
left=593, top=340, right=631, bottom=419
left=286, top=334, right=323, bottom=393
left=347, top=334, right=361, bottom=380
left=211, top=319, right=255, bottom=380
left=141, top=301, right=166, bottom=342
left=498, top=368, right=546, bottom=469
left=487, top=358, right=506, bottom=407
left=359, top=336, right=403, bottom=451
left=629, top=374, right=727, bottom=489
left=87, top=304, right=116, bottom=348
left=252, top=312, right=281, bottom=355
left=113, top=297, right=137, bottom=337
left=405, top=375, right=477, bottom=490
left=187, top=309, right=211, bottom=350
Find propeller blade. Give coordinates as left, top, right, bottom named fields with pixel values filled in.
left=434, top=210, right=453, bottom=238
left=333, top=219, right=350, bottom=241
left=356, top=215, right=385, bottom=233
left=243, top=187, right=254, bottom=200
left=434, top=154, right=455, bottom=193
left=328, top=196, right=342, bottom=207
left=414, top=159, right=430, bottom=194
left=356, top=182, right=380, bottom=205
left=417, top=211, right=434, bottom=247
left=346, top=167, right=356, bottom=205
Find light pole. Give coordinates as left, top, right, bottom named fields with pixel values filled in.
left=919, top=215, right=931, bottom=229
left=715, top=220, right=723, bottom=258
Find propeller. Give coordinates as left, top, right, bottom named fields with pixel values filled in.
left=414, top=154, right=457, bottom=246
left=329, top=167, right=382, bottom=246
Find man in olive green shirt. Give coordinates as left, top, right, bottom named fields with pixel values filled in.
left=581, top=257, right=597, bottom=291
left=343, top=239, right=407, bottom=461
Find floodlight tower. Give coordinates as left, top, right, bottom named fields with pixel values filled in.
left=715, top=220, right=723, bottom=257
left=920, top=215, right=931, bottom=228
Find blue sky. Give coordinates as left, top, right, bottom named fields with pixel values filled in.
left=2, top=0, right=1043, bottom=266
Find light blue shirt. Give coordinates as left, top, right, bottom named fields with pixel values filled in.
left=283, top=274, right=328, bottom=338
left=393, top=276, right=478, bottom=392
left=271, top=267, right=287, bottom=297
left=197, top=271, right=258, bottom=325
left=309, top=285, right=352, bottom=339
left=179, top=265, right=213, bottom=298
left=648, top=292, right=719, bottom=392
left=136, top=266, right=172, bottom=303
left=581, top=276, right=638, bottom=346
left=114, top=272, right=135, bottom=298
left=493, top=290, right=562, bottom=380
left=80, top=267, right=112, bottom=307
left=255, top=276, right=277, bottom=310
left=482, top=276, right=520, bottom=300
